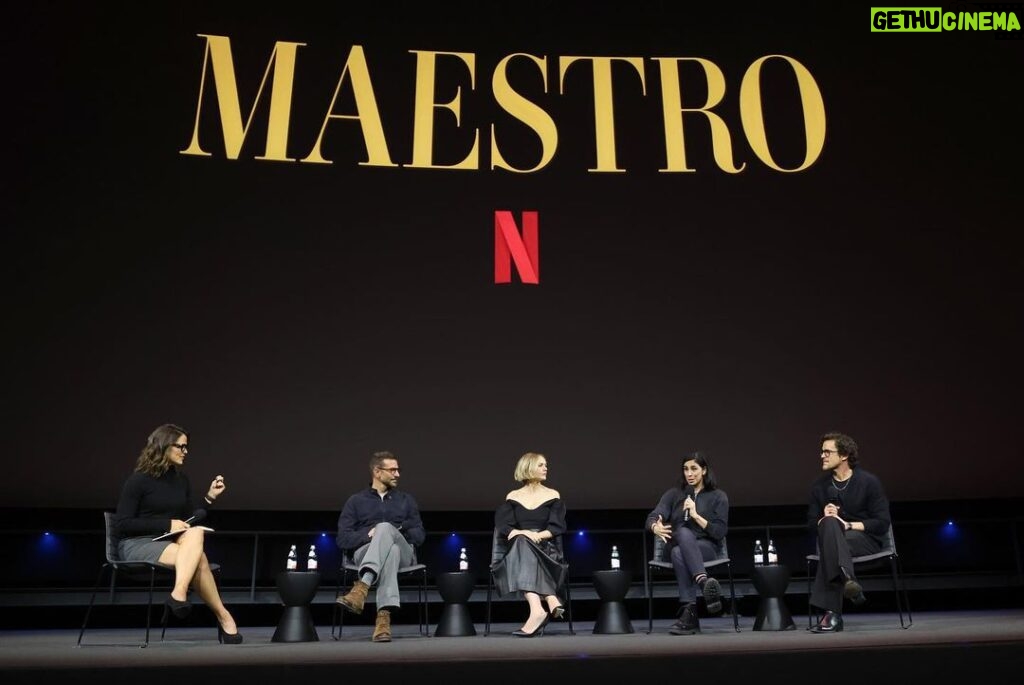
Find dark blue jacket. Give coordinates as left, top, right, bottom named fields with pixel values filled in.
left=336, top=488, right=426, bottom=550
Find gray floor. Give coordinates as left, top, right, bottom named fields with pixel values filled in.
left=3, top=610, right=1022, bottom=669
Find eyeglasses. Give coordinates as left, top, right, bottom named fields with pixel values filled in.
left=172, top=444, right=189, bottom=452
left=820, top=449, right=839, bottom=456
left=376, top=467, right=400, bottom=474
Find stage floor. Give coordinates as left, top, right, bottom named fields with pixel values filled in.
left=3, top=610, right=1022, bottom=684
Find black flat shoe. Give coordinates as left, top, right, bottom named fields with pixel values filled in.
left=217, top=624, right=244, bottom=644
left=164, top=596, right=192, bottom=620
left=809, top=610, right=843, bottom=633
left=512, top=614, right=550, bottom=637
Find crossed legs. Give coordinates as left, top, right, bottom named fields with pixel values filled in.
left=158, top=528, right=237, bottom=633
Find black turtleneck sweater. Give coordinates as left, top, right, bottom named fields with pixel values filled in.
left=113, top=469, right=210, bottom=546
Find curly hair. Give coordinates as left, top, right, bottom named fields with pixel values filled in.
left=134, top=424, right=187, bottom=477
left=821, top=431, right=859, bottom=468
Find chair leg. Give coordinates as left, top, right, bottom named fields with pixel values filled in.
left=334, top=568, right=349, bottom=639
left=484, top=575, right=493, bottom=636
left=806, top=559, right=814, bottom=630
left=420, top=568, right=429, bottom=636
left=564, top=579, right=575, bottom=635
left=142, top=567, right=157, bottom=648
left=726, top=563, right=739, bottom=632
left=77, top=563, right=109, bottom=647
left=890, top=554, right=913, bottom=629
left=645, top=563, right=654, bottom=634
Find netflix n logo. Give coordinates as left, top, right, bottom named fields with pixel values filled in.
left=494, top=211, right=539, bottom=285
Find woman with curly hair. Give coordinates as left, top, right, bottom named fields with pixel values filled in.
left=113, top=423, right=242, bottom=643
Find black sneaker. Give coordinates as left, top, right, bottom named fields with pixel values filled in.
left=702, top=577, right=723, bottom=615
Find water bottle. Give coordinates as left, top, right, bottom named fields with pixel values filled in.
left=459, top=547, right=468, bottom=571
left=307, top=544, right=318, bottom=571
left=753, top=539, right=764, bottom=566
left=286, top=544, right=297, bottom=571
left=767, top=539, right=778, bottom=565
left=610, top=545, right=621, bottom=569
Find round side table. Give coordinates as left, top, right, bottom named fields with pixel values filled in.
left=750, top=564, right=795, bottom=631
left=272, top=570, right=321, bottom=642
left=434, top=571, right=476, bottom=636
left=593, top=569, right=633, bottom=634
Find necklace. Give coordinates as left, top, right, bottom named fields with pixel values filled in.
left=831, top=473, right=853, bottom=491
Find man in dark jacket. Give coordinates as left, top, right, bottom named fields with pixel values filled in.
left=336, top=451, right=425, bottom=642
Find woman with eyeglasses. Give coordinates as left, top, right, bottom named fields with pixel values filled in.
left=113, top=423, right=242, bottom=644
left=492, top=452, right=568, bottom=637
left=646, top=451, right=729, bottom=635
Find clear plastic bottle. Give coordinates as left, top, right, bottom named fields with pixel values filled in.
left=611, top=545, right=621, bottom=569
left=459, top=547, right=468, bottom=571
left=753, top=539, right=764, bottom=566
left=767, top=539, right=778, bottom=565
left=286, top=544, right=298, bottom=571
left=307, top=544, right=318, bottom=571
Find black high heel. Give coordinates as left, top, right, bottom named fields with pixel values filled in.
left=512, top=613, right=550, bottom=637
left=549, top=605, right=565, bottom=620
left=164, top=596, right=192, bottom=620
left=217, top=623, right=244, bottom=644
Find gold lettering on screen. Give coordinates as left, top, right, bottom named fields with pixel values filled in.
left=180, top=35, right=827, bottom=174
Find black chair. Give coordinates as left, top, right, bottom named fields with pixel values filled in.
left=331, top=548, right=428, bottom=639
left=484, top=528, right=575, bottom=635
left=645, top=535, right=740, bottom=633
left=78, top=513, right=222, bottom=647
left=806, top=523, right=912, bottom=629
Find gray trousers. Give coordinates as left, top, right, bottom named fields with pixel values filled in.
left=351, top=522, right=414, bottom=610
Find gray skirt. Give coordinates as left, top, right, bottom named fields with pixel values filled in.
left=118, top=536, right=173, bottom=565
left=493, top=536, right=567, bottom=597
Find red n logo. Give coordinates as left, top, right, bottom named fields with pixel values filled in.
left=494, top=211, right=539, bottom=285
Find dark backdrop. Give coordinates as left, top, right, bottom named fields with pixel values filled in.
left=5, top=2, right=1021, bottom=511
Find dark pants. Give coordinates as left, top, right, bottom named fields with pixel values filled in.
left=669, top=527, right=719, bottom=603
left=811, top=517, right=880, bottom=612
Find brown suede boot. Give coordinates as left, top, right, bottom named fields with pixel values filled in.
left=337, top=580, right=369, bottom=615
left=371, top=609, right=392, bottom=642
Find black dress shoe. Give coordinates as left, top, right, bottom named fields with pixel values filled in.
left=512, top=614, right=550, bottom=637
left=840, top=568, right=867, bottom=605
left=164, top=596, right=192, bottom=620
left=809, top=610, right=843, bottom=633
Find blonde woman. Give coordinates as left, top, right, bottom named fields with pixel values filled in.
left=492, top=452, right=567, bottom=637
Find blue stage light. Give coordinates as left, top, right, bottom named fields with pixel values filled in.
left=947, top=520, right=954, bottom=527
left=577, top=530, right=585, bottom=537
left=38, top=532, right=60, bottom=553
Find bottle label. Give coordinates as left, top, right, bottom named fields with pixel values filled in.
left=459, top=561, right=468, bottom=571
left=308, top=559, right=318, bottom=570
left=754, top=554, right=764, bottom=565
left=611, top=558, right=620, bottom=569
left=287, top=560, right=297, bottom=570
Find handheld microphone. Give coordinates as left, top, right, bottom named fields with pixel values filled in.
left=682, top=485, right=695, bottom=523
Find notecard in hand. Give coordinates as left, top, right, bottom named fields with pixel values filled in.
left=153, top=526, right=214, bottom=541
